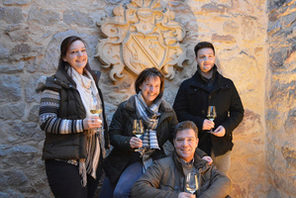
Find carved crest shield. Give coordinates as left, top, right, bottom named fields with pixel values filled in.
left=123, top=32, right=167, bottom=74
left=95, top=0, right=187, bottom=81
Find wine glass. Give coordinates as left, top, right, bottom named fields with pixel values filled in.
left=132, top=119, right=144, bottom=152
left=132, top=119, right=144, bottom=138
left=185, top=171, right=198, bottom=194
left=207, top=106, right=216, bottom=133
left=90, top=109, right=102, bottom=116
left=90, top=108, right=103, bottom=133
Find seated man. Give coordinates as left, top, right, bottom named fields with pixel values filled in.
left=131, top=121, right=231, bottom=198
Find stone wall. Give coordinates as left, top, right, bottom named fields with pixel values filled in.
left=0, top=0, right=294, bottom=197
left=266, top=0, right=296, bottom=197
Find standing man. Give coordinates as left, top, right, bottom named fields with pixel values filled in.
left=131, top=121, right=231, bottom=198
left=173, top=41, right=244, bottom=175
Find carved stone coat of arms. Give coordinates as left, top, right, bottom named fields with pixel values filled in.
left=95, top=0, right=187, bottom=81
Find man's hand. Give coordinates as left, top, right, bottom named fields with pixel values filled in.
left=202, top=119, right=215, bottom=130
left=212, top=125, right=226, bottom=137
left=129, top=136, right=143, bottom=149
left=178, top=192, right=196, bottom=198
left=202, top=156, right=213, bottom=165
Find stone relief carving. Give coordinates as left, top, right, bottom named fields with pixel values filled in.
left=95, top=0, right=187, bottom=81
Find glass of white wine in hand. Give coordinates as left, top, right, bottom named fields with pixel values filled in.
left=185, top=171, right=198, bottom=194
left=207, top=106, right=216, bottom=133
left=132, top=119, right=144, bottom=152
left=90, top=109, right=102, bottom=115
left=90, top=108, right=102, bottom=128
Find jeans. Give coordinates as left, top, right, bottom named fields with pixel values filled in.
left=99, top=162, right=143, bottom=198
left=45, top=160, right=99, bottom=198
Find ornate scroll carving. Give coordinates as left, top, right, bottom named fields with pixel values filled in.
left=95, top=0, right=187, bottom=81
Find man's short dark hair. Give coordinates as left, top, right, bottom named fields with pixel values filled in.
left=194, top=41, right=215, bottom=57
left=173, top=121, right=199, bottom=140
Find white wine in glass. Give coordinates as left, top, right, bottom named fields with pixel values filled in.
left=132, top=119, right=144, bottom=138
left=207, top=106, right=216, bottom=133
left=90, top=109, right=102, bottom=115
left=185, top=172, right=198, bottom=194
left=90, top=108, right=103, bottom=131
left=132, top=119, right=144, bottom=152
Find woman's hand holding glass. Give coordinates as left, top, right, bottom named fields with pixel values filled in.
left=130, top=119, right=144, bottom=151
left=129, top=136, right=143, bottom=149
left=83, top=108, right=102, bottom=131
left=83, top=116, right=102, bottom=130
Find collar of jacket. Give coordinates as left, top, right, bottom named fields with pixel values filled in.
left=173, top=150, right=211, bottom=175
left=43, top=64, right=101, bottom=91
left=53, top=67, right=76, bottom=88
left=123, top=95, right=174, bottom=114
left=196, top=64, right=217, bottom=83
left=190, top=65, right=230, bottom=92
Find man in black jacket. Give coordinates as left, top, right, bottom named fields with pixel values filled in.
left=173, top=41, right=244, bottom=175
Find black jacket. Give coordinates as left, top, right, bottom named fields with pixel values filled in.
left=103, top=96, right=178, bottom=184
left=38, top=67, right=110, bottom=160
left=173, top=66, right=244, bottom=156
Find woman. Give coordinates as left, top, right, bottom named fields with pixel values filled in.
left=99, top=68, right=209, bottom=198
left=37, top=36, right=109, bottom=198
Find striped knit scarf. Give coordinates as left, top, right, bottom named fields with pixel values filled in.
left=135, top=92, right=161, bottom=150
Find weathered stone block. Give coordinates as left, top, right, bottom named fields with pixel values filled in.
left=270, top=49, right=286, bottom=70
left=268, top=9, right=279, bottom=22
left=24, top=75, right=40, bottom=103
left=10, top=44, right=31, bottom=56
left=106, top=0, right=128, bottom=4
left=0, top=62, right=24, bottom=74
left=282, top=12, right=296, bottom=27
left=281, top=146, right=296, bottom=168
left=25, top=59, right=39, bottom=73
left=284, top=108, right=296, bottom=134
left=0, top=75, right=21, bottom=102
left=3, top=0, right=31, bottom=6
left=0, top=145, right=39, bottom=167
left=0, top=170, right=28, bottom=188
left=63, top=10, right=94, bottom=27
left=5, top=26, right=29, bottom=42
left=0, top=7, right=23, bottom=24
left=223, top=21, right=239, bottom=34
left=212, top=33, right=236, bottom=44
left=28, top=6, right=60, bottom=26
left=12, top=121, right=44, bottom=142
left=27, top=104, right=39, bottom=122
left=0, top=190, right=24, bottom=198
left=201, top=3, right=228, bottom=13
left=0, top=103, right=25, bottom=120
left=267, top=20, right=281, bottom=35
left=0, top=44, right=9, bottom=60
left=269, top=80, right=296, bottom=108
left=268, top=0, right=292, bottom=10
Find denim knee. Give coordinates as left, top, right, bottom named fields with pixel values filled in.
left=113, top=187, right=129, bottom=198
